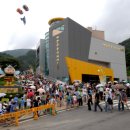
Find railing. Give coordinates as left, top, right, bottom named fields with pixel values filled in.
left=0, top=103, right=56, bottom=126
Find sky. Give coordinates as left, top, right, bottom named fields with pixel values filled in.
left=0, top=0, right=130, bottom=52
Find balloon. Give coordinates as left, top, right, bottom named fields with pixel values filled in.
left=23, top=5, right=29, bottom=11
left=16, top=8, right=23, bottom=15
left=16, top=4, right=29, bottom=25
left=21, top=16, right=26, bottom=25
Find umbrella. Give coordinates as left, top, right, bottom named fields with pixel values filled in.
left=115, top=84, right=126, bottom=89
left=96, top=84, right=104, bottom=88
left=37, top=88, right=46, bottom=93
left=0, top=93, right=6, bottom=97
left=30, top=85, right=36, bottom=89
left=114, top=81, right=118, bottom=83
left=56, top=80, right=65, bottom=85
left=74, top=82, right=79, bottom=86
left=126, top=83, right=130, bottom=87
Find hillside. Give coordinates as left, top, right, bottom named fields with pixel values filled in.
left=119, top=38, right=130, bottom=48
left=2, top=49, right=32, bottom=57
left=119, top=38, right=130, bottom=75
left=17, top=50, right=36, bottom=71
left=0, top=49, right=36, bottom=72
left=0, top=52, right=20, bottom=69
left=119, top=38, right=130, bottom=66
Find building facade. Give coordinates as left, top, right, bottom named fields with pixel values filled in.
left=37, top=17, right=127, bottom=83
left=36, top=39, right=45, bottom=75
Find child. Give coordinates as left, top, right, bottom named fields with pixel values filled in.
left=72, top=94, right=77, bottom=107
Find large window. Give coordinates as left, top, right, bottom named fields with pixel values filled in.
left=52, top=25, right=64, bottom=36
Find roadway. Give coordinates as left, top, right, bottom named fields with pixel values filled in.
left=2, top=105, right=130, bottom=130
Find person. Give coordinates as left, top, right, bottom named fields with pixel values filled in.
left=72, top=94, right=77, bottom=107
left=94, top=90, right=103, bottom=112
left=49, top=95, right=56, bottom=105
left=87, top=94, right=93, bottom=111
left=7, top=96, right=13, bottom=112
left=2, top=101, right=8, bottom=113
left=78, top=90, right=83, bottom=106
left=26, top=97, right=31, bottom=109
left=41, top=92, right=47, bottom=105
left=33, top=98, right=39, bottom=117
left=55, top=89, right=59, bottom=99
left=66, top=92, right=72, bottom=110
left=10, top=101, right=16, bottom=112
left=104, top=89, right=109, bottom=112
left=121, top=89, right=129, bottom=110
left=117, top=89, right=124, bottom=111
left=99, top=86, right=104, bottom=100
left=20, top=97, right=25, bottom=110
left=13, top=95, right=19, bottom=110
left=92, top=89, right=96, bottom=106
left=23, top=92, right=27, bottom=108
left=27, top=89, right=34, bottom=100
left=82, top=87, right=87, bottom=102
left=59, top=90, right=63, bottom=107
left=49, top=95, right=56, bottom=114
left=105, top=88, right=113, bottom=112
left=0, top=98, right=3, bottom=114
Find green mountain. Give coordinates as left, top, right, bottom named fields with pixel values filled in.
left=17, top=50, right=36, bottom=72
left=2, top=49, right=32, bottom=58
left=119, top=38, right=130, bottom=75
left=119, top=38, right=130, bottom=47
left=0, top=49, right=36, bottom=72
left=0, top=52, right=20, bottom=69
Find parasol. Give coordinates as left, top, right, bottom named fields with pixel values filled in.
left=96, top=84, right=104, bottom=88
left=0, top=93, right=6, bottom=98
left=37, top=88, right=46, bottom=93
left=30, top=85, right=36, bottom=89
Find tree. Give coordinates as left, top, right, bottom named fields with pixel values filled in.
left=119, top=38, right=130, bottom=76
left=0, top=53, right=20, bottom=70
left=17, top=50, right=36, bottom=72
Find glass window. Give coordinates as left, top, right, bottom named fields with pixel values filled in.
left=52, top=25, right=64, bottom=36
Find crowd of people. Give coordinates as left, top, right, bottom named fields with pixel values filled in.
left=0, top=74, right=130, bottom=115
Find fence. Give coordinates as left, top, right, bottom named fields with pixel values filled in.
left=0, top=103, right=56, bottom=126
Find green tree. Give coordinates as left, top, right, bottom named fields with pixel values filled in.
left=119, top=38, right=130, bottom=76
left=17, top=50, right=36, bottom=72
left=0, top=53, right=20, bottom=70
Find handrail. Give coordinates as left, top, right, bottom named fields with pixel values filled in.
left=0, top=103, right=56, bottom=126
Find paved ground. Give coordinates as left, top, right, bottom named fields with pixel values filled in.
left=1, top=105, right=130, bottom=130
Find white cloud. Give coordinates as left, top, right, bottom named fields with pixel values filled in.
left=1, top=0, right=128, bottom=52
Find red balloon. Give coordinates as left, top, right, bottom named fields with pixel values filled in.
left=23, top=5, right=29, bottom=11
left=16, top=8, right=23, bottom=15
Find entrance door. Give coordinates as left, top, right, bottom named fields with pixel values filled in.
left=82, top=74, right=100, bottom=84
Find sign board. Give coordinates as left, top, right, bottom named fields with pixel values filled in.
left=0, top=88, right=18, bottom=93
